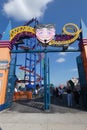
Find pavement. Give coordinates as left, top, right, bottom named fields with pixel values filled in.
left=0, top=95, right=87, bottom=130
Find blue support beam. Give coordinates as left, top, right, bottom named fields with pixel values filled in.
left=44, top=52, right=48, bottom=110
left=11, top=49, right=80, bottom=53
left=11, top=48, right=80, bottom=111
left=47, top=58, right=50, bottom=109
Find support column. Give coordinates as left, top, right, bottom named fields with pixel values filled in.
left=81, top=39, right=87, bottom=82
left=0, top=41, right=11, bottom=110
left=44, top=51, right=50, bottom=111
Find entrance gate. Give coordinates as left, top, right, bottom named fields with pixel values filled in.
left=0, top=19, right=87, bottom=111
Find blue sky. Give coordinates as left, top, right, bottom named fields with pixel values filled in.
left=0, top=0, right=87, bottom=86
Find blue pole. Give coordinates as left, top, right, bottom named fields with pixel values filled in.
left=44, top=51, right=48, bottom=110
left=13, top=45, right=18, bottom=75
left=40, top=46, right=42, bottom=87
left=47, top=58, right=50, bottom=109
left=34, top=53, right=36, bottom=86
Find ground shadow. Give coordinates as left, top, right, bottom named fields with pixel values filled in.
left=50, top=93, right=87, bottom=112
left=7, top=94, right=87, bottom=114
left=8, top=99, right=44, bottom=113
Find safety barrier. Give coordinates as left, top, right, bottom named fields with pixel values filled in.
left=13, top=91, right=32, bottom=101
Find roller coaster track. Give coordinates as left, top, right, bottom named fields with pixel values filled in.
left=19, top=66, right=43, bottom=82
left=19, top=44, right=44, bottom=83
left=10, top=23, right=81, bottom=46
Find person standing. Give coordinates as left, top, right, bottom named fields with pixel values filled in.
left=67, top=87, right=73, bottom=107
left=73, top=87, right=80, bottom=106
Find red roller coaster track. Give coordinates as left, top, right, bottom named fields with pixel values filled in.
left=19, top=66, right=43, bottom=83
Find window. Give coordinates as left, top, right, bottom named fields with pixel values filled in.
left=0, top=73, right=3, bottom=77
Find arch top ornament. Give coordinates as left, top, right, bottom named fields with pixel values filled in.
left=10, top=26, right=35, bottom=41
left=49, top=23, right=81, bottom=46
left=10, top=23, right=81, bottom=46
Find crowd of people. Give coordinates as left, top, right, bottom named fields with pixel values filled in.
left=50, top=83, right=81, bottom=108
left=14, top=79, right=81, bottom=108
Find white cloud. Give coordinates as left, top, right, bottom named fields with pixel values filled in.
left=56, top=58, right=65, bottom=63
left=58, top=52, right=66, bottom=56
left=3, top=0, right=54, bottom=21
left=70, top=68, right=78, bottom=72
left=68, top=46, right=75, bottom=49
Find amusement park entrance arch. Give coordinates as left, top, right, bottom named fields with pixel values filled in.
left=0, top=19, right=87, bottom=111
left=10, top=22, right=81, bottom=110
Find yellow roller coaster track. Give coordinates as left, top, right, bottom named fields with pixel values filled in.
left=49, top=23, right=81, bottom=46
left=10, top=26, right=35, bottom=41
left=10, top=23, right=81, bottom=46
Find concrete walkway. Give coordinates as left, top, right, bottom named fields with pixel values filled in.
left=0, top=107, right=87, bottom=130
left=0, top=94, right=87, bottom=130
